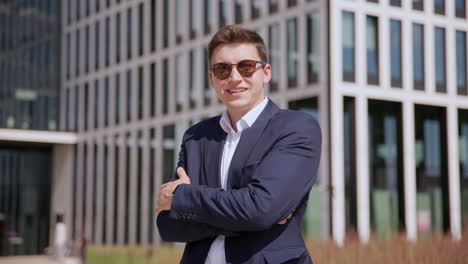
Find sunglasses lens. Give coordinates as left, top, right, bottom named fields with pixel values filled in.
left=212, top=63, right=232, bottom=80
left=237, top=60, right=257, bottom=77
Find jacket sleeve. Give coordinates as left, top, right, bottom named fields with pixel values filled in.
left=169, top=116, right=322, bottom=232
left=156, top=130, right=236, bottom=242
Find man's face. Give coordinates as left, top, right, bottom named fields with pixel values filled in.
left=209, top=43, right=271, bottom=117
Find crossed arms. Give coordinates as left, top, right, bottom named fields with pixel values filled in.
left=156, top=116, right=321, bottom=242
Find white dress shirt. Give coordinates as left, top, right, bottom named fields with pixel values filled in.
left=204, top=97, right=269, bottom=264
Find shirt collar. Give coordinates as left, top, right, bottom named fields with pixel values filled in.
left=219, top=97, right=269, bottom=134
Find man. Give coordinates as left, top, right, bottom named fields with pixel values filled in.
left=156, top=25, right=321, bottom=264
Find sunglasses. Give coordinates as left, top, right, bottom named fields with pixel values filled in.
left=210, top=59, right=267, bottom=80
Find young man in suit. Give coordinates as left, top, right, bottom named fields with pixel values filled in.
left=156, top=25, right=321, bottom=264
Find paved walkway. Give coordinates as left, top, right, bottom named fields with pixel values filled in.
left=0, top=255, right=80, bottom=264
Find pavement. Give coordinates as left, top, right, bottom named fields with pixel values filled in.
left=0, top=255, right=80, bottom=264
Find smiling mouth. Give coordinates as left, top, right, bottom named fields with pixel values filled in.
left=227, top=88, right=248, bottom=95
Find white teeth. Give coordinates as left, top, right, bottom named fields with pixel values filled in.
left=229, top=89, right=246, bottom=93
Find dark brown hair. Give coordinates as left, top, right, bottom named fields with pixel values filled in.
left=208, top=25, right=268, bottom=63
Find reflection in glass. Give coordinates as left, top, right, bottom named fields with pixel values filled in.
left=287, top=18, right=298, bottom=88
left=435, top=27, right=446, bottom=93
left=268, top=24, right=280, bottom=92
left=288, top=98, right=320, bottom=238
left=456, top=0, right=466, bottom=18
left=343, top=12, right=355, bottom=82
left=459, top=109, right=468, bottom=229
left=390, top=20, right=402, bottom=88
left=368, top=100, right=404, bottom=238
left=343, top=97, right=357, bottom=233
left=307, top=13, right=320, bottom=84
left=367, top=16, right=379, bottom=85
left=413, top=24, right=425, bottom=90
left=456, top=31, right=467, bottom=95
left=415, top=105, right=449, bottom=235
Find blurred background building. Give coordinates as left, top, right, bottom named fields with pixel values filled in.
left=0, top=0, right=467, bottom=256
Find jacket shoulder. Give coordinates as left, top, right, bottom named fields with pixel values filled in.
left=183, top=115, right=222, bottom=140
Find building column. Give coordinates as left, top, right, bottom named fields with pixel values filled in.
left=403, top=101, right=417, bottom=241
left=331, top=93, right=345, bottom=246
left=356, top=96, right=370, bottom=243
left=447, top=105, right=462, bottom=240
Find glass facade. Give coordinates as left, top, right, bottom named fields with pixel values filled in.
left=368, top=100, right=404, bottom=238
left=456, top=31, right=467, bottom=95
left=415, top=105, right=449, bottom=235
left=343, top=97, right=357, bottom=233
left=287, top=18, right=298, bottom=88
left=288, top=98, right=320, bottom=238
left=390, top=20, right=402, bottom=88
left=268, top=24, right=280, bottom=93
left=460, top=109, right=468, bottom=229
left=456, top=0, right=466, bottom=18
left=366, top=16, right=379, bottom=85
left=413, top=24, right=425, bottom=90
left=0, top=0, right=60, bottom=130
left=435, top=27, right=446, bottom=93
left=343, top=12, right=355, bottom=82
left=307, top=13, right=320, bottom=84
left=0, top=147, right=52, bottom=255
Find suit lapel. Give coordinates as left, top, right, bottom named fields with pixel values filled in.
left=203, top=117, right=226, bottom=188
left=227, top=101, right=280, bottom=189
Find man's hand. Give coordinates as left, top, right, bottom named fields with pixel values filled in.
left=277, top=212, right=293, bottom=225
left=155, top=167, right=191, bottom=215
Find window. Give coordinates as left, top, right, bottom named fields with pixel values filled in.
left=136, top=130, right=143, bottom=244
left=390, top=20, right=402, bottom=88
left=151, top=0, right=157, bottom=50
left=456, top=31, right=467, bottom=95
left=95, top=21, right=100, bottom=70
left=434, top=0, right=445, bottom=15
left=287, top=18, right=298, bottom=88
left=76, top=0, right=81, bottom=21
left=85, top=26, right=90, bottom=73
left=435, top=27, right=446, bottom=93
left=127, top=70, right=132, bottom=122
left=367, top=16, right=379, bottom=85
left=189, top=0, right=199, bottom=39
left=163, top=125, right=176, bottom=183
left=138, top=3, right=144, bottom=56
left=148, top=128, right=156, bottom=243
left=104, top=77, right=109, bottom=126
left=127, top=8, right=132, bottom=59
left=459, top=109, right=468, bottom=229
left=189, top=50, right=198, bottom=108
left=268, top=24, right=280, bottom=92
left=235, top=0, right=243, bottom=24
left=204, top=0, right=212, bottom=34
left=413, top=0, right=423, bottom=11
left=124, top=132, right=131, bottom=243
left=251, top=0, right=261, bottom=20
left=84, top=84, right=89, bottom=130
left=150, top=63, right=156, bottom=117
left=115, top=73, right=120, bottom=124
left=94, top=79, right=99, bottom=129
left=113, top=135, right=119, bottom=244
left=76, top=29, right=80, bottom=77
left=390, top=0, right=401, bottom=6
left=219, top=0, right=227, bottom=28
left=269, top=0, right=278, bottom=14
left=307, top=13, right=320, bottom=84
left=175, top=54, right=185, bottom=112
left=343, top=11, right=355, bottom=82
left=75, top=85, right=80, bottom=130
left=86, top=0, right=90, bottom=16
left=456, top=0, right=466, bottom=18
left=66, top=88, right=71, bottom=130
left=163, top=59, right=169, bottom=114
left=66, top=33, right=71, bottom=79
left=138, top=66, right=144, bottom=119
left=288, top=0, right=297, bottom=7
left=204, top=49, right=211, bottom=105
left=105, top=17, right=110, bottom=66
left=176, top=0, right=185, bottom=44
left=163, top=0, right=169, bottom=46
left=116, top=13, right=121, bottom=63
left=67, top=0, right=72, bottom=24
left=413, top=23, right=425, bottom=90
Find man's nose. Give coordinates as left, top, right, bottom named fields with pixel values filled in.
left=229, top=66, right=243, bottom=81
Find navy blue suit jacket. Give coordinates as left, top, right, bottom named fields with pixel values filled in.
left=157, top=101, right=322, bottom=264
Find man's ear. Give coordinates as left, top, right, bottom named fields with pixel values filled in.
left=208, top=71, right=214, bottom=85
left=263, top=64, right=272, bottom=84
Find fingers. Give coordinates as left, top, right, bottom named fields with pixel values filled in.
left=177, top=167, right=189, bottom=180
left=277, top=219, right=287, bottom=225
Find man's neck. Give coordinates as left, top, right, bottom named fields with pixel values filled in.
left=226, top=98, right=266, bottom=132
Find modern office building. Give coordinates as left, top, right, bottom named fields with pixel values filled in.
left=0, top=0, right=467, bottom=256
